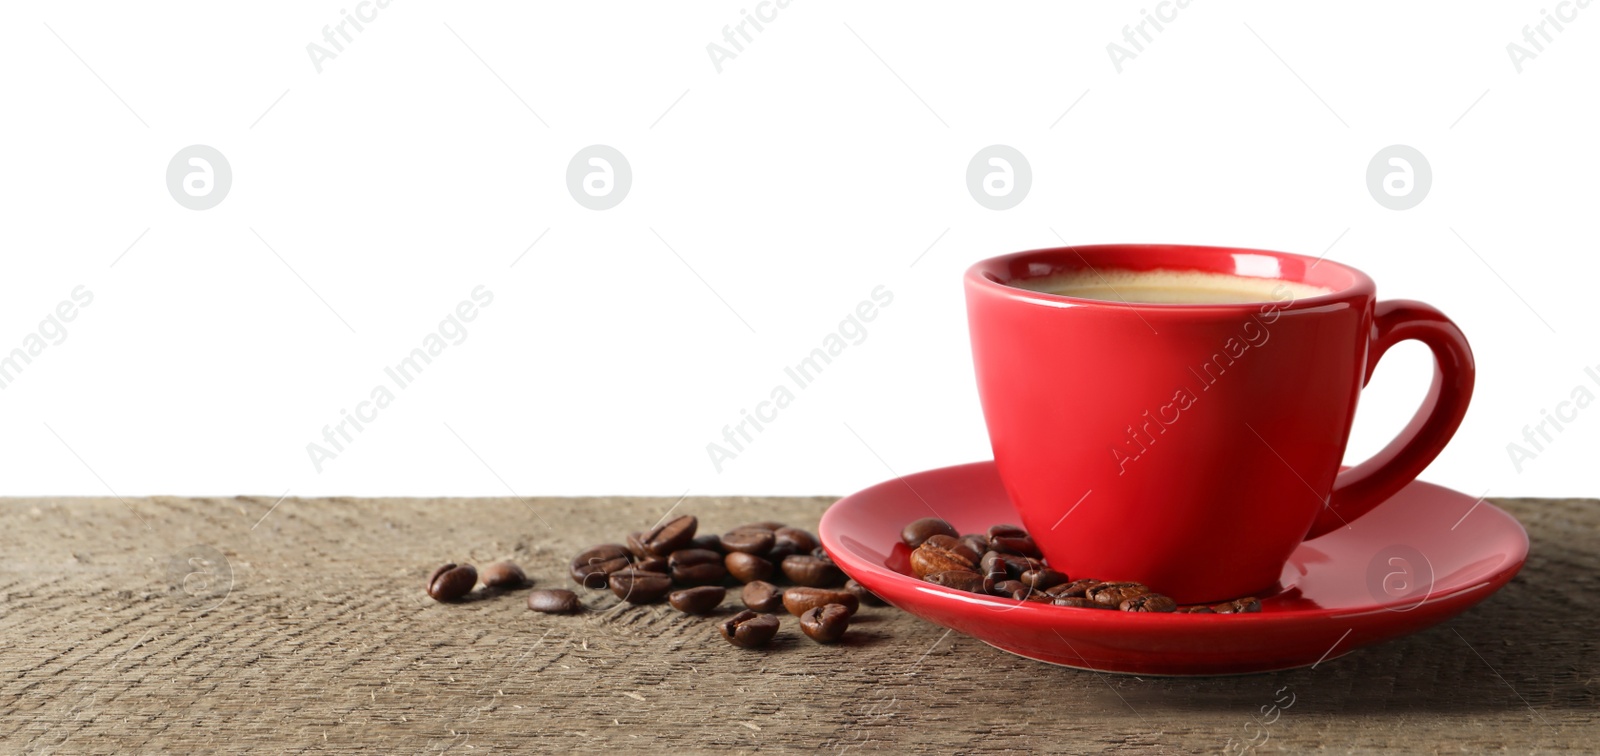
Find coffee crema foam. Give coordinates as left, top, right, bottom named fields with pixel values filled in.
left=1013, top=268, right=1332, bottom=305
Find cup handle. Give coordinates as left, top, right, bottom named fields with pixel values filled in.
left=1304, top=300, right=1476, bottom=539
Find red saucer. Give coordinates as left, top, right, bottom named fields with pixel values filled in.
left=819, top=461, right=1527, bottom=676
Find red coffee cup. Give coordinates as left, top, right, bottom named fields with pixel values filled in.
left=965, top=244, right=1474, bottom=604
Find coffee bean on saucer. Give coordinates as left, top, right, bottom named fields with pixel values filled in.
left=1052, top=597, right=1099, bottom=609
left=527, top=589, right=581, bottom=613
left=929, top=535, right=983, bottom=565
left=690, top=534, right=724, bottom=553
left=782, top=587, right=859, bottom=617
left=1179, top=606, right=1217, bottom=614
left=719, top=610, right=780, bottom=649
left=845, top=579, right=886, bottom=607
left=481, top=561, right=529, bottom=589
left=989, top=579, right=1030, bottom=600
left=1020, top=568, right=1070, bottom=591
left=426, top=563, right=477, bottom=602
left=1086, top=582, right=1151, bottom=608
left=642, top=515, right=698, bottom=557
left=721, top=528, right=776, bottom=556
left=901, top=518, right=959, bottom=548
left=608, top=568, right=672, bottom=604
left=990, top=533, right=1041, bottom=558
left=726, top=552, right=776, bottom=583
left=1047, top=579, right=1101, bottom=599
left=910, top=536, right=977, bottom=577
left=987, top=523, right=1028, bottom=540
left=571, top=544, right=632, bottom=589
left=799, top=604, right=852, bottom=644
left=742, top=580, right=785, bottom=613
left=1210, top=597, right=1262, bottom=614
left=669, top=586, right=726, bottom=615
left=924, top=570, right=985, bottom=593
left=669, top=548, right=727, bottom=585
left=1120, top=594, right=1178, bottom=612
left=782, top=554, right=844, bottom=587
left=959, top=534, right=990, bottom=557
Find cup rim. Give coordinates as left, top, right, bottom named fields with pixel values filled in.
left=964, top=243, right=1376, bottom=312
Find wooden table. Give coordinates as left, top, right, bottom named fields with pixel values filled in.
left=1, top=495, right=1593, bottom=753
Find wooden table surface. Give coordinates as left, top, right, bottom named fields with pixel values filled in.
left=1, top=494, right=1594, bottom=754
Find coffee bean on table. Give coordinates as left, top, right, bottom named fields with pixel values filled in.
left=721, top=528, right=776, bottom=556
left=634, top=555, right=668, bottom=573
left=626, top=531, right=651, bottom=559
left=570, top=544, right=632, bottom=589
left=735, top=521, right=785, bottom=532
left=669, top=586, right=726, bottom=615
left=799, top=604, right=852, bottom=644
left=901, top=518, right=959, bottom=548
left=782, top=587, right=859, bottom=617
left=742, top=580, right=785, bottom=613
left=782, top=554, right=844, bottom=587
left=608, top=568, right=672, bottom=604
left=690, top=534, right=724, bottom=553
left=1121, top=594, right=1177, bottom=612
left=481, top=561, right=529, bottom=589
left=924, top=570, right=985, bottom=593
left=669, top=548, right=727, bottom=585
left=771, top=527, right=818, bottom=560
left=845, top=579, right=885, bottom=607
left=426, top=563, right=477, bottom=602
left=642, top=515, right=698, bottom=557
left=527, top=589, right=581, bottom=613
left=1086, top=582, right=1151, bottom=608
left=726, top=552, right=775, bottom=583
left=910, top=536, right=977, bottom=577
left=719, top=610, right=780, bottom=648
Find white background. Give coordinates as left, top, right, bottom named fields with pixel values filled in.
left=1, top=2, right=1595, bottom=499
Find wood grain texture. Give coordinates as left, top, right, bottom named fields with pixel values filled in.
left=0, top=495, right=1594, bottom=754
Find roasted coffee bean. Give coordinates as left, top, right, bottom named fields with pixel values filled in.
left=625, top=531, right=651, bottom=559
left=772, top=527, right=819, bottom=556
left=959, top=534, right=990, bottom=558
left=1120, top=593, right=1178, bottom=612
left=426, top=563, right=477, bottom=602
left=990, top=533, right=1042, bottom=558
left=742, top=580, right=785, bottom=613
left=719, top=610, right=780, bottom=649
left=782, top=554, right=845, bottom=587
left=799, top=604, right=852, bottom=644
left=608, top=568, right=672, bottom=604
left=924, top=570, right=985, bottom=593
left=668, top=586, right=726, bottom=614
left=987, top=523, right=1028, bottom=540
left=642, top=515, right=698, bottom=557
left=668, top=548, right=727, bottom=585
left=1179, top=606, right=1217, bottom=614
left=720, top=528, right=776, bottom=556
left=845, top=579, right=886, bottom=607
left=910, top=536, right=977, bottom=577
left=725, top=552, right=776, bottom=583
left=690, top=534, right=724, bottom=553
left=1210, top=597, right=1262, bottom=614
left=926, top=535, right=982, bottom=565
left=782, top=587, right=859, bottom=617
left=1052, top=597, right=1099, bottom=608
left=979, top=551, right=1010, bottom=582
left=1086, top=582, right=1151, bottom=608
left=735, top=521, right=785, bottom=532
left=989, top=579, right=1030, bottom=600
left=1020, top=568, right=1070, bottom=591
left=1023, top=591, right=1055, bottom=603
left=901, top=518, right=959, bottom=548
left=481, top=561, right=528, bottom=589
left=635, top=555, right=668, bottom=573
left=1046, top=578, right=1101, bottom=599
left=527, top=589, right=581, bottom=613
left=570, top=544, right=632, bottom=589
